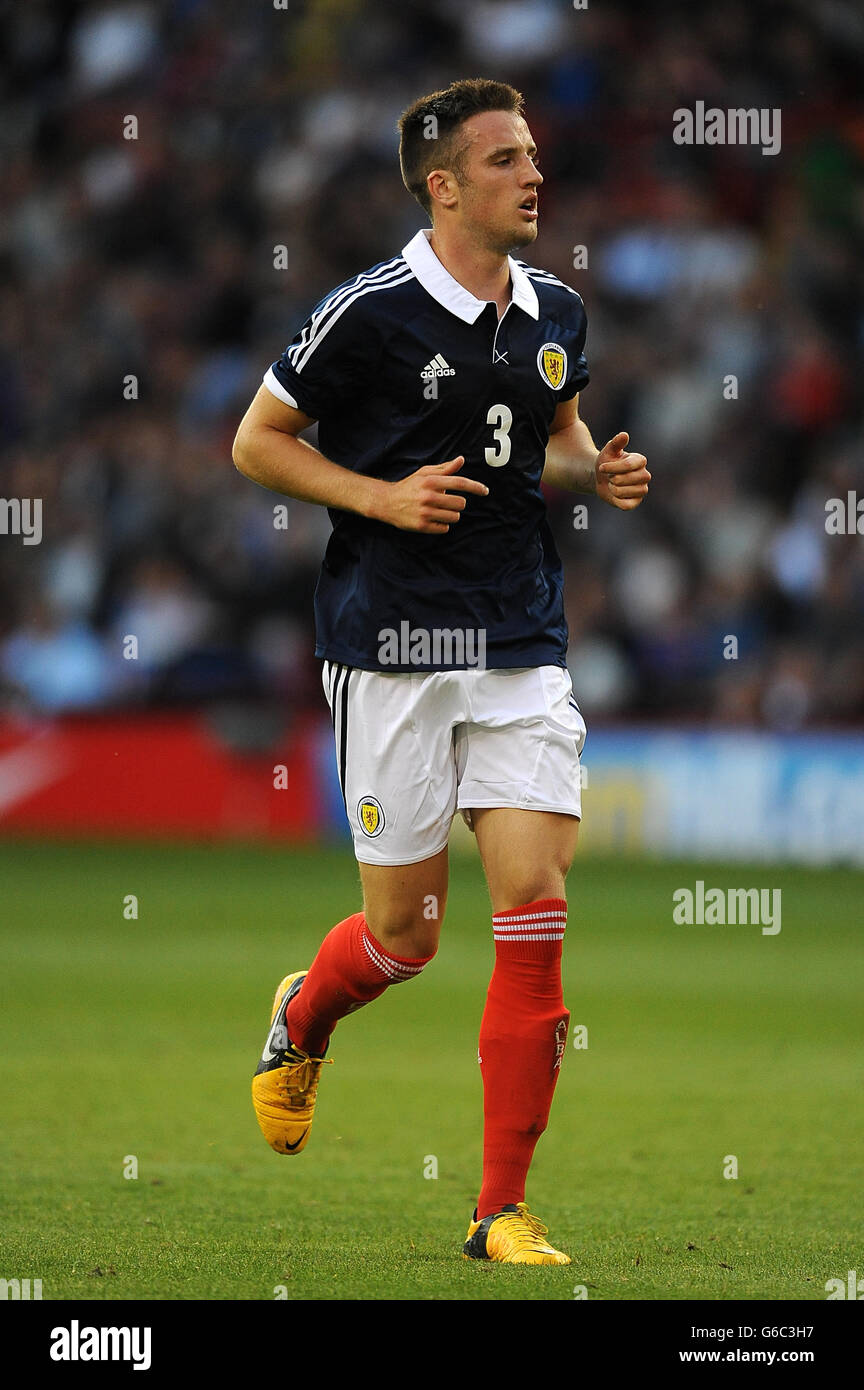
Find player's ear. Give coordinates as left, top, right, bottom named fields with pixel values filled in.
left=427, top=168, right=458, bottom=212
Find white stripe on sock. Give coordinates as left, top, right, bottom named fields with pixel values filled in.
left=493, top=932, right=565, bottom=941
left=362, top=931, right=425, bottom=981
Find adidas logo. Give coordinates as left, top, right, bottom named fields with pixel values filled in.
left=421, top=353, right=456, bottom=381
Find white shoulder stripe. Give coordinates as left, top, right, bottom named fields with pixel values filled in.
left=315, top=256, right=405, bottom=321
left=287, top=258, right=409, bottom=370
left=287, top=257, right=405, bottom=366
left=520, top=265, right=583, bottom=298
left=292, top=267, right=415, bottom=375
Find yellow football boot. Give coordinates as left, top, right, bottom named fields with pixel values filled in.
left=463, top=1202, right=571, bottom=1265
left=251, top=972, right=332, bottom=1155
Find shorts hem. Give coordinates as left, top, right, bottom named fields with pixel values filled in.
left=353, top=835, right=452, bottom=868
left=457, top=798, right=582, bottom=820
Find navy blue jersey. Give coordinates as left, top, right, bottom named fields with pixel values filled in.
left=264, top=228, right=589, bottom=671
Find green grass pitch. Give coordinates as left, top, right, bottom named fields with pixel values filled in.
left=1, top=839, right=861, bottom=1301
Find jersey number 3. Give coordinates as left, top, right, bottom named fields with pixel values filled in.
left=484, top=403, right=512, bottom=468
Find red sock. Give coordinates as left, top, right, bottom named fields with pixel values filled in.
left=284, top=911, right=434, bottom=1057
left=477, top=898, right=569, bottom=1220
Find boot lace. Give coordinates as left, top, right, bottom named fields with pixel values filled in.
left=281, top=1053, right=334, bottom=1107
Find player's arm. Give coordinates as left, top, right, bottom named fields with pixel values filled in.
left=543, top=394, right=650, bottom=510
left=232, top=385, right=488, bottom=535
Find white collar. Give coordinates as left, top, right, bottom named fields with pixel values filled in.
left=401, top=228, right=539, bottom=323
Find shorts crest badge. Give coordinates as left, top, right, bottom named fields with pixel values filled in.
left=358, top=795, right=385, bottom=837
left=537, top=342, right=567, bottom=390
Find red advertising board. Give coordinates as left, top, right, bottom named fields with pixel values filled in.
left=0, top=713, right=321, bottom=840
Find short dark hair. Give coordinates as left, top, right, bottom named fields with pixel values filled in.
left=398, top=78, right=525, bottom=215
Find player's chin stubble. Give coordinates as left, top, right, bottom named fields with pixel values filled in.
left=503, top=225, right=538, bottom=254
left=486, top=218, right=538, bottom=257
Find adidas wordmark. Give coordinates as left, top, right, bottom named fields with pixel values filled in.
left=421, top=354, right=456, bottom=381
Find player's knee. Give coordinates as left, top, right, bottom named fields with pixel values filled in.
left=498, top=874, right=568, bottom=912
left=367, top=915, right=442, bottom=964
left=364, top=885, right=446, bottom=961
left=489, top=831, right=575, bottom=910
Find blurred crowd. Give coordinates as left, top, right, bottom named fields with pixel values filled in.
left=1, top=0, right=863, bottom=727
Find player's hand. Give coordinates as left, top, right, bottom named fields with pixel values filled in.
left=378, top=456, right=489, bottom=534
left=595, top=432, right=651, bottom=510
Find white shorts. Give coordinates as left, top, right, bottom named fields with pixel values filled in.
left=322, top=662, right=587, bottom=866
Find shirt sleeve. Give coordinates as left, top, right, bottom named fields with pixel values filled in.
left=560, top=294, right=590, bottom=402
left=560, top=351, right=589, bottom=401
left=263, top=285, right=375, bottom=421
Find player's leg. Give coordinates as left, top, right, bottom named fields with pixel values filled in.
left=282, top=847, right=448, bottom=1059
left=252, top=664, right=456, bottom=1154
left=472, top=806, right=578, bottom=912
left=358, top=852, right=447, bottom=959
left=466, top=807, right=577, bottom=1261
left=284, top=661, right=455, bottom=1055
left=251, top=850, right=447, bottom=1156
left=456, top=665, right=585, bottom=1263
